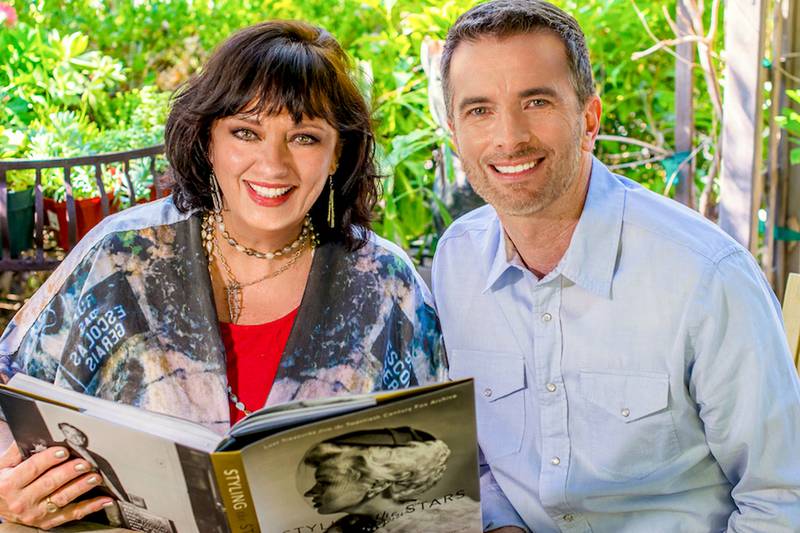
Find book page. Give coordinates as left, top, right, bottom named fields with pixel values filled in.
left=22, top=401, right=225, bottom=533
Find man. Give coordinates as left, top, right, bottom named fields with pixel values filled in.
left=431, top=1, right=800, bottom=531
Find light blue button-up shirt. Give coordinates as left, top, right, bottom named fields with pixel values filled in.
left=432, top=158, right=800, bottom=532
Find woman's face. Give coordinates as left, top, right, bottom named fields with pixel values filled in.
left=304, top=463, right=371, bottom=514
left=208, top=109, right=339, bottom=244
left=60, top=424, right=88, bottom=447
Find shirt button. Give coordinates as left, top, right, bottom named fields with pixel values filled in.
left=563, top=514, right=574, bottom=522
left=621, top=408, right=630, bottom=417
left=483, top=388, right=493, bottom=398
left=546, top=383, right=557, bottom=392
left=541, top=312, right=553, bottom=322
left=550, top=456, right=561, bottom=466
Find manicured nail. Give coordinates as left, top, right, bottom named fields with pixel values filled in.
left=54, top=449, right=67, bottom=459
left=102, top=500, right=115, bottom=508
left=86, top=475, right=99, bottom=485
left=75, top=463, right=88, bottom=472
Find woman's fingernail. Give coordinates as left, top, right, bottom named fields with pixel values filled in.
left=54, top=449, right=67, bottom=459
left=86, top=475, right=99, bottom=485
left=102, top=500, right=115, bottom=508
left=75, top=463, right=88, bottom=472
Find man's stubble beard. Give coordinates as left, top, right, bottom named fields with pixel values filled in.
left=462, top=126, right=584, bottom=217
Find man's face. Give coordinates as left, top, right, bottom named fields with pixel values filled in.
left=448, top=31, right=600, bottom=217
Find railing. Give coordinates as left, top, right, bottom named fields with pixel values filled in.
left=0, top=145, right=168, bottom=271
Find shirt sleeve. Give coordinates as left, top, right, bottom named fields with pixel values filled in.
left=479, top=448, right=530, bottom=532
left=688, top=249, right=800, bottom=531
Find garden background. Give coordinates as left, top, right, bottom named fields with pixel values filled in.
left=0, top=0, right=777, bottom=326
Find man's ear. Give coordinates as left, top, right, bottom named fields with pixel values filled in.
left=447, top=119, right=461, bottom=156
left=581, top=95, right=602, bottom=152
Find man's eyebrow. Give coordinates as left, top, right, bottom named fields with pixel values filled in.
left=457, top=96, right=491, bottom=114
left=519, top=87, right=559, bottom=99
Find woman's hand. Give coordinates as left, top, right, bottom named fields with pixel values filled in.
left=0, top=442, right=113, bottom=530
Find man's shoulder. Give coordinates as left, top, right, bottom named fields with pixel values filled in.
left=618, top=176, right=744, bottom=264
left=436, top=204, right=496, bottom=252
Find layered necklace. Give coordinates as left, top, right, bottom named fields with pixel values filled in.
left=201, top=211, right=319, bottom=324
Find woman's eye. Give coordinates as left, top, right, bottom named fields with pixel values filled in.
left=293, top=134, right=318, bottom=145
left=233, top=128, right=258, bottom=141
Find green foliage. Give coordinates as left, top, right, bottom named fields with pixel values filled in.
left=2, top=0, right=722, bottom=251
left=778, top=90, right=800, bottom=166
left=1, top=17, right=169, bottom=197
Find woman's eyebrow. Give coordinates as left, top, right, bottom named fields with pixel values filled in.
left=231, top=114, right=261, bottom=125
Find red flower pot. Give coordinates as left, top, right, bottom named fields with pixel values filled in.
left=148, top=184, right=173, bottom=202
left=44, top=193, right=118, bottom=249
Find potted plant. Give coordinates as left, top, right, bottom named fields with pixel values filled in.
left=6, top=170, right=35, bottom=258
left=0, top=127, right=35, bottom=257
left=42, top=165, right=117, bottom=250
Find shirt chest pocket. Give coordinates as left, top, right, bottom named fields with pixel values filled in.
left=449, top=349, right=526, bottom=461
left=576, top=370, right=681, bottom=481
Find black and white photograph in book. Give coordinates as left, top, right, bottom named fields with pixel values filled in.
left=0, top=393, right=204, bottom=533
left=240, top=385, right=482, bottom=533
left=299, top=426, right=480, bottom=533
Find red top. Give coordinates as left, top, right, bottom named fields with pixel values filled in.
left=220, top=307, right=299, bottom=424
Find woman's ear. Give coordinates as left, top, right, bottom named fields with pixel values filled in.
left=331, top=140, right=343, bottom=175
left=366, top=480, right=391, bottom=498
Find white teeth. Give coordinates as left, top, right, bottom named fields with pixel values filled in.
left=249, top=183, right=292, bottom=198
left=494, top=160, right=538, bottom=174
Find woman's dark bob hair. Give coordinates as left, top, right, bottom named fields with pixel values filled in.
left=165, top=20, right=379, bottom=249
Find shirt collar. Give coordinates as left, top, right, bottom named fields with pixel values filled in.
left=482, top=157, right=625, bottom=298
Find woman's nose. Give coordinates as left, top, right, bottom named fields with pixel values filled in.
left=251, top=139, right=290, bottom=179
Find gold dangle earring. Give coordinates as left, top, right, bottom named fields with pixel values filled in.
left=327, top=174, right=335, bottom=228
left=210, top=171, right=223, bottom=214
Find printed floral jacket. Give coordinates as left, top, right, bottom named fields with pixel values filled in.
left=0, top=198, right=446, bottom=434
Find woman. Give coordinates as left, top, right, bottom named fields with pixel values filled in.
left=301, top=427, right=480, bottom=532
left=0, top=21, right=445, bottom=530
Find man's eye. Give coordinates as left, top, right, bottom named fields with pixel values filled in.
left=468, top=107, right=488, bottom=117
left=293, top=134, right=318, bottom=145
left=528, top=99, right=548, bottom=107
left=233, top=129, right=257, bottom=141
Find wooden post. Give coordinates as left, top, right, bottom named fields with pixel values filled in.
left=674, top=0, right=695, bottom=208
left=765, top=0, right=787, bottom=288
left=718, top=0, right=769, bottom=251
left=781, top=0, right=800, bottom=294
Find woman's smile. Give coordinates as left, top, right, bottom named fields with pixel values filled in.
left=245, top=180, right=296, bottom=206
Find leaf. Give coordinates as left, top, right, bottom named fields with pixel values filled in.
left=791, top=148, right=800, bottom=166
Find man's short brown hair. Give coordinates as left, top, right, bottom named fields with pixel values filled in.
left=441, top=0, right=595, bottom=117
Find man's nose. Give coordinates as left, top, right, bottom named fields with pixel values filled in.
left=494, top=110, right=531, bottom=152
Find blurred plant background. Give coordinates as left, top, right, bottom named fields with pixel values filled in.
left=0, top=0, right=726, bottom=253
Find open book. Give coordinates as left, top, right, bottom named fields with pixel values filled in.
left=0, top=376, right=481, bottom=533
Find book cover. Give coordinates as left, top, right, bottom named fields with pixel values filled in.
left=0, top=379, right=480, bottom=533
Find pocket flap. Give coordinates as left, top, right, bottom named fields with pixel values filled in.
left=579, top=370, right=669, bottom=422
left=449, top=349, right=525, bottom=401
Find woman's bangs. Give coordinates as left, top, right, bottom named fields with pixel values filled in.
left=236, top=46, right=336, bottom=124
